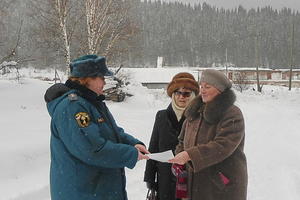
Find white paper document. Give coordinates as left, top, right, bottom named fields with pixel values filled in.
left=147, top=150, right=174, bottom=163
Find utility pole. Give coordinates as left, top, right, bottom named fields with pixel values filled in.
left=288, top=19, right=295, bottom=91
left=255, top=33, right=261, bottom=92
left=225, top=47, right=228, bottom=77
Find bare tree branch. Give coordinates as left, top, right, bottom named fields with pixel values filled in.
left=84, top=0, right=138, bottom=60
left=0, top=20, right=23, bottom=63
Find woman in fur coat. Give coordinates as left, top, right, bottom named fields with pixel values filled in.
left=169, top=69, right=248, bottom=200
left=144, top=72, right=199, bottom=200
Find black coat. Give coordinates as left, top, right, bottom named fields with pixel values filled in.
left=144, top=104, right=185, bottom=200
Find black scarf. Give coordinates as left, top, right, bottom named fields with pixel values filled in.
left=65, top=79, right=105, bottom=103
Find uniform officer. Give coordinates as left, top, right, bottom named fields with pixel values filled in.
left=45, top=55, right=149, bottom=200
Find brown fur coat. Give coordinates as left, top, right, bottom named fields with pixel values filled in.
left=175, top=89, right=247, bottom=200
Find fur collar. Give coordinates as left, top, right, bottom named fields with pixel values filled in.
left=184, top=89, right=236, bottom=124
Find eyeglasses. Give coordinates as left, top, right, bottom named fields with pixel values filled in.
left=174, top=91, right=192, bottom=98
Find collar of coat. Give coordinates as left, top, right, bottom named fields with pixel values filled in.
left=65, top=79, right=105, bottom=102
left=184, top=89, right=236, bottom=124
left=166, top=103, right=186, bottom=131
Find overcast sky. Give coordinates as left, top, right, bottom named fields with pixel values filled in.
left=164, top=0, right=300, bottom=11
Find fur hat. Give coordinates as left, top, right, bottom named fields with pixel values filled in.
left=167, top=72, right=199, bottom=97
left=69, top=55, right=113, bottom=78
left=200, top=69, right=232, bottom=92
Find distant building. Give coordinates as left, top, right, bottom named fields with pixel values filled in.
left=200, top=68, right=300, bottom=87
left=129, top=67, right=300, bottom=90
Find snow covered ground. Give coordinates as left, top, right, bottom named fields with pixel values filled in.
left=1, top=68, right=300, bottom=200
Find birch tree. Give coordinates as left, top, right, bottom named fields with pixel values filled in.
left=29, top=0, right=80, bottom=72
left=54, top=0, right=71, bottom=71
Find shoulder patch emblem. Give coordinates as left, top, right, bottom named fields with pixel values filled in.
left=68, top=93, right=78, bottom=101
left=75, top=112, right=90, bottom=128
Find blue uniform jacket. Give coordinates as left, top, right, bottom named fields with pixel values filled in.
left=47, top=89, right=141, bottom=200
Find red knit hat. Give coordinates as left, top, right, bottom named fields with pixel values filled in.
left=167, top=72, right=199, bottom=97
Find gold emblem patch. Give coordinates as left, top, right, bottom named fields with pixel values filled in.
left=75, top=112, right=90, bottom=128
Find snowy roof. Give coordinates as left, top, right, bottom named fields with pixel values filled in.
left=0, top=61, right=17, bottom=68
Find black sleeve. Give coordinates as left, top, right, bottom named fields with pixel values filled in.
left=143, top=111, right=161, bottom=183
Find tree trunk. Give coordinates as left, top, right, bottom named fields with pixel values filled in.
left=55, top=0, right=71, bottom=74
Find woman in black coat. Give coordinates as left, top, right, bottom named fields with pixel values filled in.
left=144, top=72, right=199, bottom=200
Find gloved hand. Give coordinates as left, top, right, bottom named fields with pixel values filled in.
left=146, top=182, right=158, bottom=190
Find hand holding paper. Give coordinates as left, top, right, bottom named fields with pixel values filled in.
left=168, top=151, right=191, bottom=165
left=147, top=150, right=174, bottom=163
left=135, top=144, right=150, bottom=160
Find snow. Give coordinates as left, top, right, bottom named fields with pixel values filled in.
left=1, top=68, right=300, bottom=200
left=0, top=61, right=18, bottom=68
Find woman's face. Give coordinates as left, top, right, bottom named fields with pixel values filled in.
left=174, top=88, right=193, bottom=108
left=200, top=82, right=221, bottom=103
left=87, top=76, right=106, bottom=95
